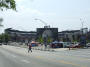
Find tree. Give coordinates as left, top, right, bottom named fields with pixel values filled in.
left=0, top=33, right=10, bottom=43
left=47, top=37, right=53, bottom=44
left=0, top=0, right=16, bottom=28
left=37, top=36, right=44, bottom=44
left=0, top=18, right=3, bottom=27
left=0, top=0, right=16, bottom=11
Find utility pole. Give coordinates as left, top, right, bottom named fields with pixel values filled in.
left=80, top=18, right=84, bottom=35
left=80, top=18, right=86, bottom=47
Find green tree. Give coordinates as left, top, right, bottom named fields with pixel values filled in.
left=0, top=0, right=16, bottom=29
left=0, top=33, right=10, bottom=43
left=37, top=36, right=44, bottom=43
left=47, top=37, right=52, bottom=44
left=0, top=0, right=16, bottom=10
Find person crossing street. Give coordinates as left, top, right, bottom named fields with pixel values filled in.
left=28, top=43, right=32, bottom=53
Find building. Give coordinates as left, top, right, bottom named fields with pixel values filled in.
left=5, top=27, right=58, bottom=43
left=58, top=30, right=82, bottom=42
left=5, top=27, right=88, bottom=43
left=58, top=28, right=88, bottom=42
left=37, top=27, right=58, bottom=41
left=5, top=28, right=37, bottom=42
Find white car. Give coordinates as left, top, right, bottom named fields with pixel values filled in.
left=86, top=43, right=90, bottom=47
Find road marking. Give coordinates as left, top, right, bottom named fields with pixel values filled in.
left=59, top=60, right=87, bottom=67
left=21, top=60, right=30, bottom=63
left=74, top=54, right=90, bottom=58
left=11, top=55, right=17, bottom=58
left=36, top=56, right=43, bottom=59
left=87, top=59, right=90, bottom=60
left=35, top=55, right=87, bottom=67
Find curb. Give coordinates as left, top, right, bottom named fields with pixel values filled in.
left=32, top=48, right=55, bottom=52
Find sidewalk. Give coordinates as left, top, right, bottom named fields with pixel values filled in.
left=27, top=45, right=69, bottom=52
left=7, top=42, right=69, bottom=52
left=52, top=48, right=69, bottom=51
left=2, top=44, right=69, bottom=52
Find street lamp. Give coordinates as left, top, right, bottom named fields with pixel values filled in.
left=35, top=18, right=49, bottom=49
left=34, top=18, right=48, bottom=26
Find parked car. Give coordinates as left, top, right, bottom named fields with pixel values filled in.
left=63, top=42, right=72, bottom=48
left=3, top=43, right=7, bottom=45
left=86, top=43, right=90, bottom=47
left=68, top=42, right=81, bottom=48
left=50, top=41, right=63, bottom=48
left=0, top=43, right=2, bottom=46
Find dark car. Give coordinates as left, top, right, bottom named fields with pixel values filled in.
left=50, top=41, right=63, bottom=48
left=0, top=43, right=2, bottom=46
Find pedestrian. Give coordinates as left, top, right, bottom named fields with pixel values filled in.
left=28, top=43, right=32, bottom=53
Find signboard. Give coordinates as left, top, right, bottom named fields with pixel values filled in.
left=80, top=36, right=86, bottom=46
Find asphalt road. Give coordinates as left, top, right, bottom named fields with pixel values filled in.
left=0, top=45, right=90, bottom=67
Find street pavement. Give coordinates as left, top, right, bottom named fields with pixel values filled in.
left=0, top=45, right=90, bottom=67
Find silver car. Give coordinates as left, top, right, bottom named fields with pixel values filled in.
left=86, top=43, right=90, bottom=47
left=0, top=43, right=2, bottom=46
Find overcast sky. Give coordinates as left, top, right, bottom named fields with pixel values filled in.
left=0, top=0, right=90, bottom=33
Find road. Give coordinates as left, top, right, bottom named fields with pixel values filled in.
left=0, top=45, right=90, bottom=67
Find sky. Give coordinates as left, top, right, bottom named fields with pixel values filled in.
left=0, top=0, right=90, bottom=33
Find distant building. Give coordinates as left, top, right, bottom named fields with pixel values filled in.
left=58, top=30, right=82, bottom=42
left=5, top=27, right=88, bottom=43
left=37, top=27, right=58, bottom=41
left=81, top=28, right=88, bottom=34
left=5, top=28, right=37, bottom=42
left=5, top=27, right=58, bottom=42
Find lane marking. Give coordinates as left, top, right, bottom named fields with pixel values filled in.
left=11, top=55, right=17, bottom=58
left=35, top=55, right=88, bottom=67
left=21, top=59, right=30, bottom=63
left=36, top=56, right=43, bottom=59
left=52, top=53, right=90, bottom=62
left=59, top=60, right=87, bottom=67
left=87, top=59, right=90, bottom=60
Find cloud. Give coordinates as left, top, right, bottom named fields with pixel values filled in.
left=17, top=5, right=44, bottom=16
left=17, top=6, right=56, bottom=17
left=15, top=0, right=56, bottom=17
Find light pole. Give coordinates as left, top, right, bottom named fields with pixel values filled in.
left=34, top=18, right=48, bottom=26
left=35, top=18, right=48, bottom=49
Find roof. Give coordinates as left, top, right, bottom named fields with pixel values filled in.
left=5, top=28, right=36, bottom=33
left=59, top=30, right=80, bottom=33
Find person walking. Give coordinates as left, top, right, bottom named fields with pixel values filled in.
left=28, top=43, right=32, bottom=53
